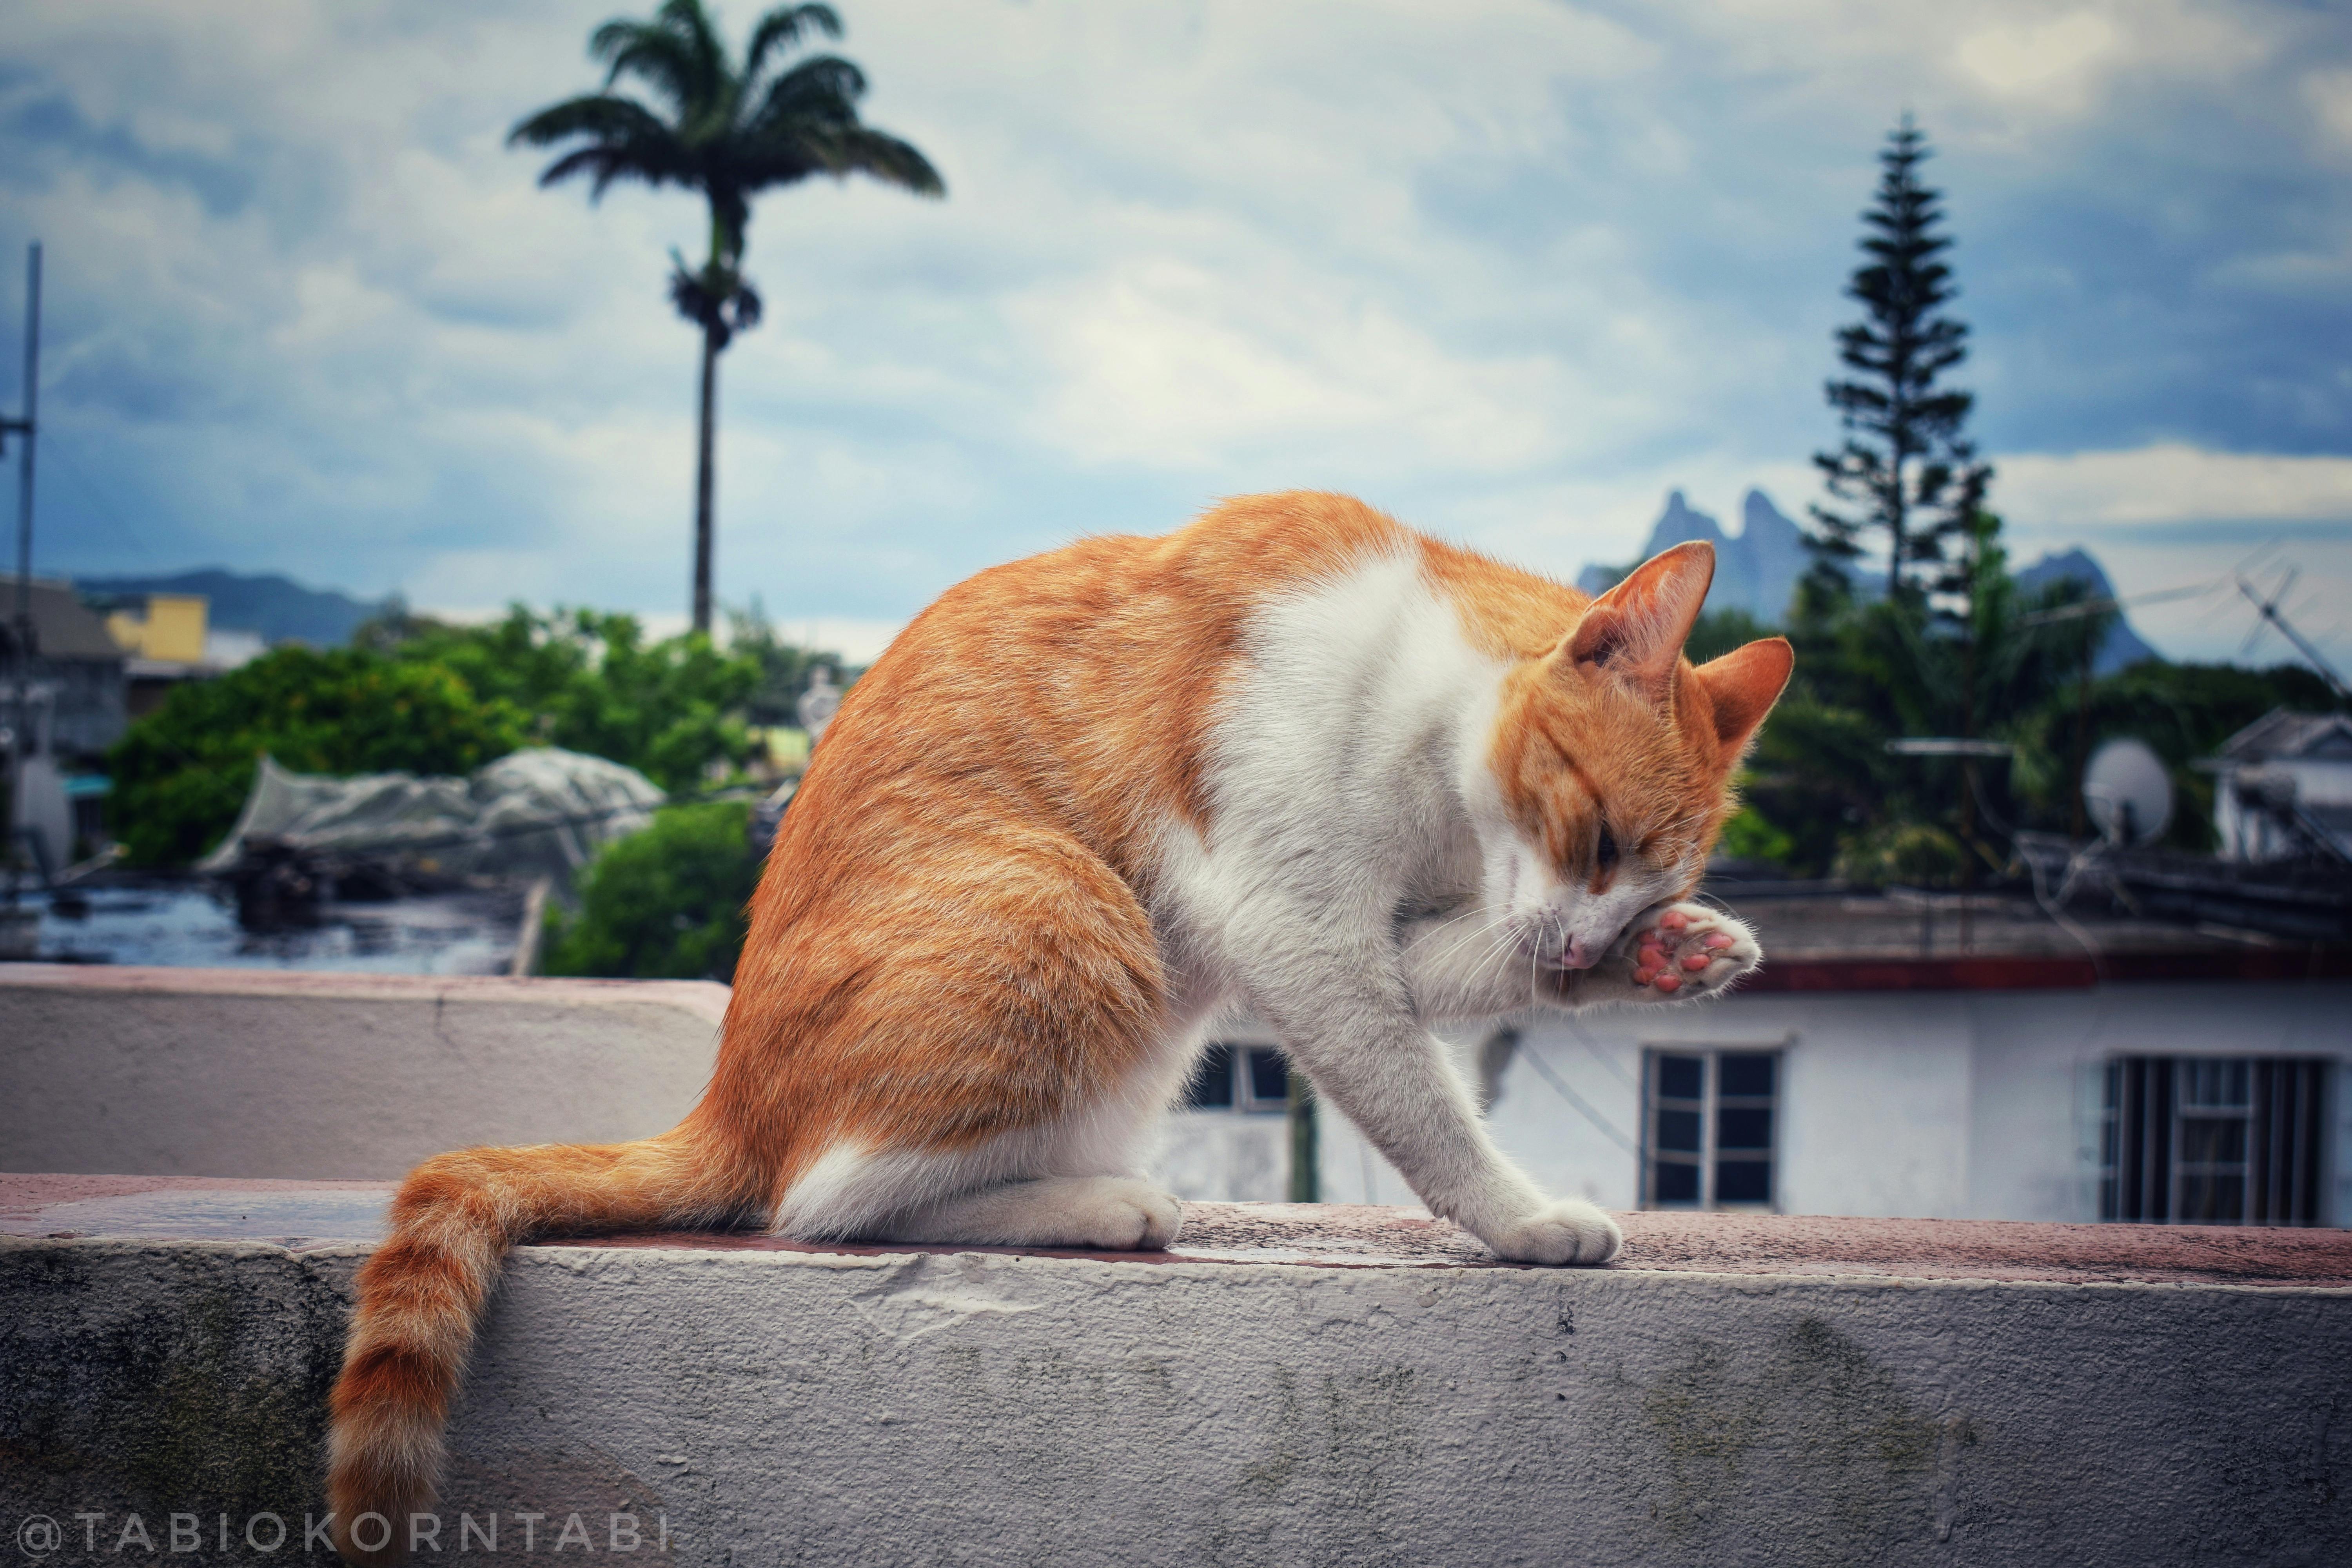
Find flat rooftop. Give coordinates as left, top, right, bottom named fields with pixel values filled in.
left=1698, top=884, right=2352, bottom=987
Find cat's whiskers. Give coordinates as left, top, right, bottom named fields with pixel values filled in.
left=1425, top=908, right=1524, bottom=984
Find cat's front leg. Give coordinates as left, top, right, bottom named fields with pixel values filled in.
left=1561, top=902, right=1761, bottom=1006
left=1230, top=911, right=1620, bottom=1266
left=1396, top=906, right=1541, bottom=1021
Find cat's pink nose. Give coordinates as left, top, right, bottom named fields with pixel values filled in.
left=1564, top=936, right=1600, bottom=970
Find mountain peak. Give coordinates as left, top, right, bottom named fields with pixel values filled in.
left=2013, top=550, right=2161, bottom=673
left=1652, top=490, right=1727, bottom=547
left=1588, top=488, right=1806, bottom=622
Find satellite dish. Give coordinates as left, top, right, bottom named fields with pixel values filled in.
left=2082, top=738, right=2173, bottom=847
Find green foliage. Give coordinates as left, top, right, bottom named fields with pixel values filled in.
left=1831, top=821, right=1969, bottom=889
left=371, top=607, right=762, bottom=791
left=2006, top=659, right=2345, bottom=854
left=1727, top=524, right=2345, bottom=875
left=106, top=647, right=528, bottom=866
left=1715, top=805, right=1795, bottom=867
left=541, top=800, right=759, bottom=980
left=1685, top=607, right=1775, bottom=667
left=109, top=603, right=845, bottom=866
left=730, top=598, right=864, bottom=724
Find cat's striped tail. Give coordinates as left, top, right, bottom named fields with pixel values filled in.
left=326, top=1131, right=762, bottom=1565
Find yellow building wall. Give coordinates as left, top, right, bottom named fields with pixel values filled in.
left=107, top=595, right=209, bottom=662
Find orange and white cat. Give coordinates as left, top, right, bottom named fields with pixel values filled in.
left=328, top=491, right=1792, bottom=1561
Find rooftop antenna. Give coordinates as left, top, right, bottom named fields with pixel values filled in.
left=2236, top=568, right=2348, bottom=700
left=2, top=242, right=38, bottom=908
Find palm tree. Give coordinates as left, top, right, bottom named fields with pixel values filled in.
left=512, top=0, right=943, bottom=634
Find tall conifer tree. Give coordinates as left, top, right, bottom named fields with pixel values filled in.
left=1811, top=118, right=1990, bottom=599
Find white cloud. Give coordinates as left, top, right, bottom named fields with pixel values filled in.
left=2307, top=67, right=2352, bottom=152
left=1955, top=13, right=2125, bottom=112
left=2, top=0, right=2345, bottom=684
left=1995, top=445, right=2352, bottom=527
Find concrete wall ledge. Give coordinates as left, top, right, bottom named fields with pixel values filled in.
left=0, top=962, right=733, bottom=1014
left=4, top=1176, right=2348, bottom=1567
left=0, top=965, right=728, bottom=1180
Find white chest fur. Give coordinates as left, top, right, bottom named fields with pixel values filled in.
left=1151, top=550, right=1508, bottom=996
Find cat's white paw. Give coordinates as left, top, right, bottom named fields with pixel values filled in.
left=1609, top=902, right=1759, bottom=1002
left=1482, top=1198, right=1623, bottom=1266
left=1055, top=1178, right=1184, bottom=1250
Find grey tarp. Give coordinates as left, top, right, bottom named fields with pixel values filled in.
left=196, top=747, right=665, bottom=887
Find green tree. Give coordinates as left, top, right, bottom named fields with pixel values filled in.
left=1811, top=118, right=1990, bottom=599
left=2009, top=659, right=2347, bottom=853
left=1731, top=511, right=2110, bottom=881
left=366, top=606, right=766, bottom=791
left=106, top=648, right=526, bottom=866
left=511, top=0, right=944, bottom=635
left=109, top=606, right=790, bottom=866
left=729, top=596, right=860, bottom=723
left=541, top=799, right=759, bottom=980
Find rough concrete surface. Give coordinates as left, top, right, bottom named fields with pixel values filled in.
left=0, top=966, right=727, bottom=1179
left=2, top=1191, right=2346, bottom=1567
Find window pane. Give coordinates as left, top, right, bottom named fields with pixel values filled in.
left=2181, top=1058, right=2248, bottom=1109
left=2180, top=1174, right=2245, bottom=1224
left=1658, top=1055, right=1704, bottom=1102
left=1654, top=1161, right=1700, bottom=1204
left=2180, top=1116, right=2247, bottom=1164
left=1656, top=1107, right=1702, bottom=1153
left=1717, top=1107, right=1773, bottom=1151
left=1247, top=1047, right=1291, bottom=1107
left=1715, top=1159, right=1771, bottom=1204
left=1186, top=1044, right=1235, bottom=1109
left=1719, top=1053, right=1775, bottom=1098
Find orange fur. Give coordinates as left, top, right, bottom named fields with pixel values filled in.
left=325, top=492, right=1791, bottom=1559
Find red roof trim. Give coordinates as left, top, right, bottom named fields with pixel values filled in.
left=1742, top=947, right=2352, bottom=993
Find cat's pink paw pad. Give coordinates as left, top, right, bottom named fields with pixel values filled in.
left=1617, top=904, right=1760, bottom=1001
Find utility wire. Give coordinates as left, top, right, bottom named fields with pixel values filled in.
left=40, top=429, right=165, bottom=563
left=1514, top=1038, right=1640, bottom=1155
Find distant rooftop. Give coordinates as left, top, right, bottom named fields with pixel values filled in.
left=1706, top=878, right=2351, bottom=988
left=2220, top=706, right=2352, bottom=762
left=0, top=575, right=125, bottom=662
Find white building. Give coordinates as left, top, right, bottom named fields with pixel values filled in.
left=1158, top=893, right=2351, bottom=1228
left=2212, top=708, right=2352, bottom=863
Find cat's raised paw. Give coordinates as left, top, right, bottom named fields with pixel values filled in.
left=1616, top=902, right=1759, bottom=1001
left=1484, top=1198, right=1623, bottom=1267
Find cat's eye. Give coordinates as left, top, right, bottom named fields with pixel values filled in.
left=1596, top=822, right=1619, bottom=870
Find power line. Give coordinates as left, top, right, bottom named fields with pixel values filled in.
left=39, top=428, right=166, bottom=563
left=1514, top=1039, right=1639, bottom=1155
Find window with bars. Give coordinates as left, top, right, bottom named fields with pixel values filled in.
left=1185, top=1043, right=1293, bottom=1112
left=2101, top=1056, right=2328, bottom=1226
left=1642, top=1049, right=1779, bottom=1209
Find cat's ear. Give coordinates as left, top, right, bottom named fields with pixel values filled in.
left=1695, top=637, right=1795, bottom=755
left=1560, top=541, right=1715, bottom=693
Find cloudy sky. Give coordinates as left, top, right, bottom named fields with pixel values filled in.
left=2, top=0, right=2348, bottom=666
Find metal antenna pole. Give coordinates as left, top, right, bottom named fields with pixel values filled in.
left=4, top=243, right=39, bottom=904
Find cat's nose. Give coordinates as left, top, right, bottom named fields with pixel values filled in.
left=1562, top=935, right=1601, bottom=970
